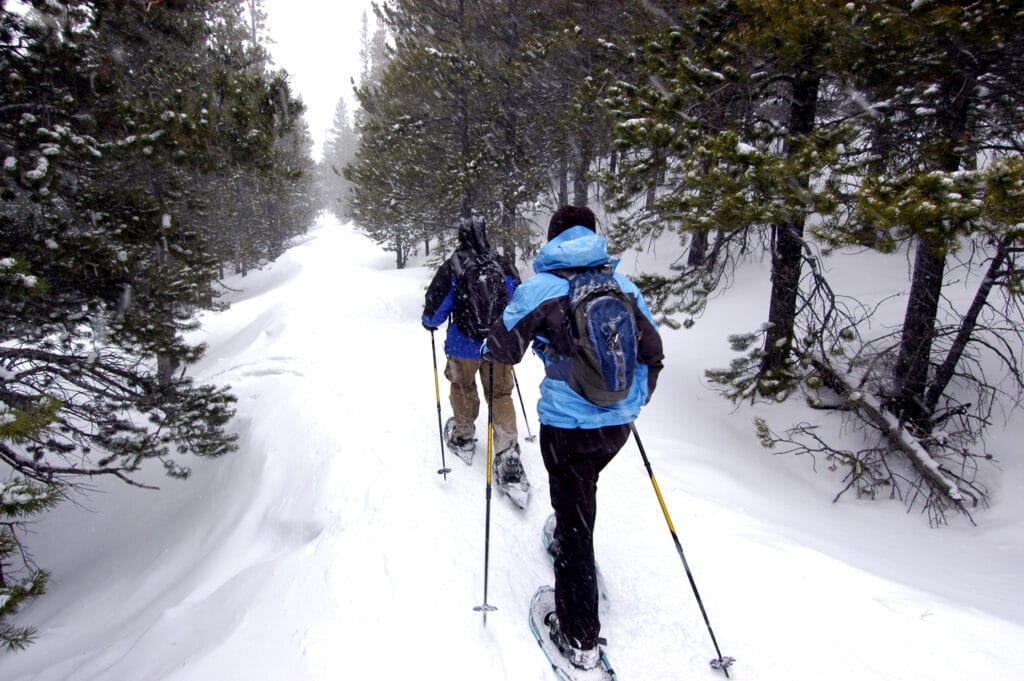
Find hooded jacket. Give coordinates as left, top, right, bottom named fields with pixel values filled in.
left=422, top=218, right=520, bottom=359
left=485, top=226, right=664, bottom=429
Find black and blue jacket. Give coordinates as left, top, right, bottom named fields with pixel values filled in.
left=422, top=239, right=520, bottom=360
left=485, top=226, right=664, bottom=429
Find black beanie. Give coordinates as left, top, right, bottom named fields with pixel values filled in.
left=547, top=205, right=596, bottom=241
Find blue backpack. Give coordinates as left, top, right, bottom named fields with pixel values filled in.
left=560, top=267, right=639, bottom=406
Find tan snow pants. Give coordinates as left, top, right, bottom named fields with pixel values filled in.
left=444, top=356, right=518, bottom=453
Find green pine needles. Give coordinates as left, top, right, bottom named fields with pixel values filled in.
left=0, top=477, right=61, bottom=652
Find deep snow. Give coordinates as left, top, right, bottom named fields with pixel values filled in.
left=4, top=213, right=1023, bottom=681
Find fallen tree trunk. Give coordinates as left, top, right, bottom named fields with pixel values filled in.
left=809, top=357, right=971, bottom=514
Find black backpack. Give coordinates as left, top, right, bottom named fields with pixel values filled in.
left=453, top=253, right=509, bottom=341
left=561, top=267, right=639, bottom=406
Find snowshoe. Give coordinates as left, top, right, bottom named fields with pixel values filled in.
left=494, top=444, right=531, bottom=509
left=443, top=417, right=476, bottom=465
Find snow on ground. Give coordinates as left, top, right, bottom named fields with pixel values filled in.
left=4, top=213, right=1023, bottom=681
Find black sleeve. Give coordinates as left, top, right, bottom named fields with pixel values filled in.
left=423, top=260, right=454, bottom=319
left=633, top=298, right=665, bottom=400
left=486, top=297, right=565, bottom=366
left=498, top=254, right=521, bottom=284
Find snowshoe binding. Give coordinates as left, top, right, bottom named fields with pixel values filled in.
left=528, top=586, right=616, bottom=681
left=546, top=612, right=602, bottom=671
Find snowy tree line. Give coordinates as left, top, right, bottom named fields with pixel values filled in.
left=1, top=0, right=315, bottom=650
left=315, top=10, right=383, bottom=225
left=345, top=1, right=1024, bottom=524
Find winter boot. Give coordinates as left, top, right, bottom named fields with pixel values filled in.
left=493, top=443, right=526, bottom=486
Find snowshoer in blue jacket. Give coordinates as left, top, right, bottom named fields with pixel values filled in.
left=422, top=217, right=527, bottom=491
left=484, top=205, right=664, bottom=670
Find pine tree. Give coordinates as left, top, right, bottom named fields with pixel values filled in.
left=320, top=97, right=358, bottom=220
left=348, top=0, right=484, bottom=266
left=838, top=1, right=1024, bottom=431
left=0, top=475, right=60, bottom=652
left=603, top=1, right=854, bottom=396
left=0, top=0, right=315, bottom=646
left=602, top=0, right=755, bottom=323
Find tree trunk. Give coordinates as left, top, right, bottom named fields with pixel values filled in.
left=761, top=219, right=806, bottom=376
left=893, top=243, right=945, bottom=425
left=395, top=234, right=406, bottom=269
left=570, top=0, right=594, bottom=208
left=759, top=64, right=820, bottom=382
left=157, top=354, right=180, bottom=388
left=456, top=0, right=473, bottom=216
left=893, top=71, right=976, bottom=429
left=687, top=230, right=709, bottom=268
left=155, top=233, right=180, bottom=389
left=809, top=357, right=969, bottom=512
left=572, top=132, right=591, bottom=207
left=557, top=154, right=568, bottom=207
left=923, top=237, right=1011, bottom=415
left=687, top=159, right=712, bottom=268
left=500, top=0, right=519, bottom=262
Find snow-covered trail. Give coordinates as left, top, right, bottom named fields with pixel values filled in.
left=174, top=216, right=573, bottom=680
left=184, top=217, right=560, bottom=679
left=4, top=214, right=1023, bottom=681
left=255, top=219, right=723, bottom=681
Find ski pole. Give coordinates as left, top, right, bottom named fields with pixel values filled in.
left=631, top=424, right=735, bottom=676
left=474, top=360, right=498, bottom=625
left=511, top=366, right=536, bottom=442
left=429, top=330, right=452, bottom=479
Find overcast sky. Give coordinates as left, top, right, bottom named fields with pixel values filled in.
left=263, top=0, right=377, bottom=161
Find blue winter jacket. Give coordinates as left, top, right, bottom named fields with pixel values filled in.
left=485, top=226, right=664, bottom=429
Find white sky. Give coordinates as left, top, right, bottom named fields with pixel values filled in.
left=263, top=0, right=377, bottom=160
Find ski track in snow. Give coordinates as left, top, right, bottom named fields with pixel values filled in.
left=3, top=214, right=1023, bottom=681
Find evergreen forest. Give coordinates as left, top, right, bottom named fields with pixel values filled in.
left=343, top=0, right=1024, bottom=529
left=1, top=0, right=314, bottom=650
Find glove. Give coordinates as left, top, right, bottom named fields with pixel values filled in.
left=480, top=340, right=494, bottom=363
left=423, top=322, right=438, bottom=332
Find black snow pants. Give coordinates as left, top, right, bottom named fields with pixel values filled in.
left=539, top=422, right=632, bottom=650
